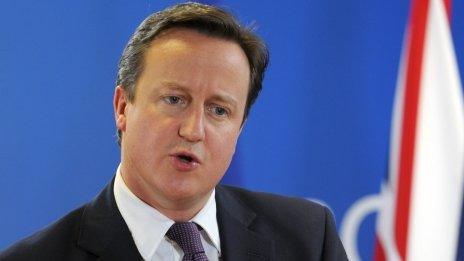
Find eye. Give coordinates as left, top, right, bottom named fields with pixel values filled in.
left=163, top=96, right=183, bottom=105
left=210, top=105, right=229, bottom=117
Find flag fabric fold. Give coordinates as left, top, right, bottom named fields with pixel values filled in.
left=375, top=0, right=464, bottom=260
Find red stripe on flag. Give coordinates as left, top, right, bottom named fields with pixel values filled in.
left=394, top=0, right=430, bottom=259
left=443, top=0, right=452, bottom=22
left=374, top=236, right=386, bottom=261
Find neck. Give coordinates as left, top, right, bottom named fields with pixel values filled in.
left=151, top=199, right=208, bottom=222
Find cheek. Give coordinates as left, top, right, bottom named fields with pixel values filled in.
left=125, top=111, right=175, bottom=152
left=209, top=128, right=240, bottom=163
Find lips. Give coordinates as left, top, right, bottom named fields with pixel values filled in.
left=169, top=151, right=201, bottom=171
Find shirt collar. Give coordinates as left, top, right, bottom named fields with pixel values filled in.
left=191, top=187, right=221, bottom=252
left=113, top=165, right=220, bottom=259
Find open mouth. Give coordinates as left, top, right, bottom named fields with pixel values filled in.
left=177, top=154, right=194, bottom=163
left=170, top=152, right=200, bottom=171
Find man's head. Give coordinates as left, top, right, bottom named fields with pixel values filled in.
left=113, top=2, right=268, bottom=220
left=116, top=2, right=269, bottom=145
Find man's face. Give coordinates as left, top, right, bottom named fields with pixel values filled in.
left=114, top=28, right=249, bottom=214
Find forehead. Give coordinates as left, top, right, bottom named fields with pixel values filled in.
left=147, top=28, right=249, bottom=67
left=139, top=28, right=250, bottom=90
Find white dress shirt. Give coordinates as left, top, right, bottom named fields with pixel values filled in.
left=113, top=165, right=221, bottom=261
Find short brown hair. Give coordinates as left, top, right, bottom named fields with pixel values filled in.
left=116, top=2, right=269, bottom=144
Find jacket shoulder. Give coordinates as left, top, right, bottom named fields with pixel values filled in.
left=0, top=204, right=93, bottom=260
left=217, top=185, right=347, bottom=260
left=218, top=185, right=328, bottom=223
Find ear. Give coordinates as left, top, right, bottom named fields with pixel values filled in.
left=114, top=86, right=128, bottom=133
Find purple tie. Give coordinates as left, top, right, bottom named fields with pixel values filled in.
left=166, top=222, right=209, bottom=261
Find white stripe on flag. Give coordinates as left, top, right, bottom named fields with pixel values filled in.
left=407, top=0, right=464, bottom=259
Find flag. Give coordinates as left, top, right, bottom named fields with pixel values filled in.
left=374, top=0, right=464, bottom=260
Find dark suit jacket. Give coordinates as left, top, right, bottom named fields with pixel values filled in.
left=0, top=179, right=347, bottom=260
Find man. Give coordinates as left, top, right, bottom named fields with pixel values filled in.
left=1, top=2, right=347, bottom=260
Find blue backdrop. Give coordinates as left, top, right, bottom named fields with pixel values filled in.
left=1, top=1, right=463, bottom=259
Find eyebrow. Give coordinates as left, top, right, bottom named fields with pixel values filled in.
left=159, top=81, right=189, bottom=92
left=160, top=81, right=238, bottom=109
left=210, top=93, right=238, bottom=109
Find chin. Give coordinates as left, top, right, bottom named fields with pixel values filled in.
left=165, top=183, right=209, bottom=200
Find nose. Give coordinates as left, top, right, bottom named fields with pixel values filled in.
left=178, top=107, right=205, bottom=142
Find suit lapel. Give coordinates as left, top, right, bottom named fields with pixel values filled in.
left=77, top=178, right=143, bottom=261
left=75, top=179, right=273, bottom=260
left=216, top=186, right=274, bottom=261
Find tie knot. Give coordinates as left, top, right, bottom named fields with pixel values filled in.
left=166, top=222, right=205, bottom=256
